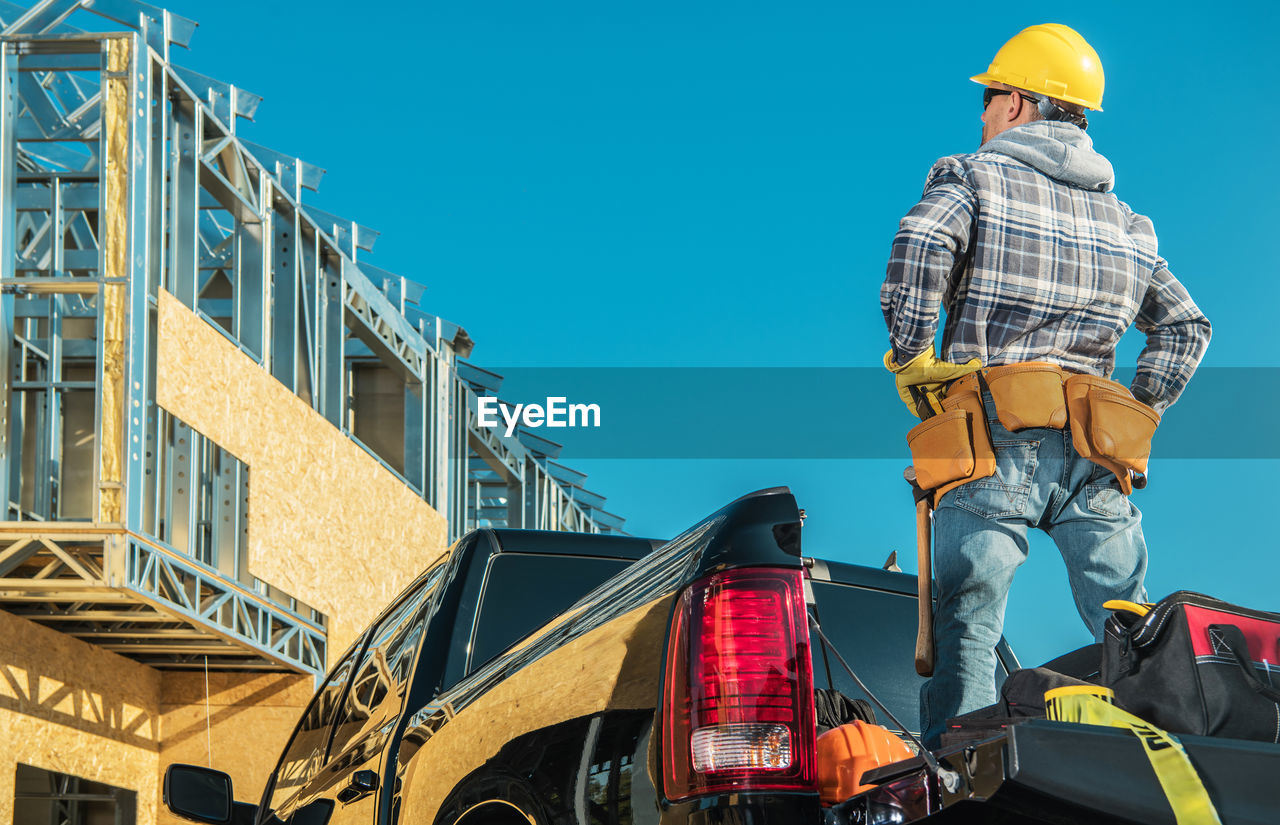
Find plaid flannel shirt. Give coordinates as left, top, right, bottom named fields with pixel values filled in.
left=881, top=147, right=1210, bottom=413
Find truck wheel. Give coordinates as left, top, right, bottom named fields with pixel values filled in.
left=451, top=799, right=537, bottom=825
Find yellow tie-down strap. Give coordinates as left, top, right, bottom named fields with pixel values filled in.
left=1045, top=686, right=1222, bottom=825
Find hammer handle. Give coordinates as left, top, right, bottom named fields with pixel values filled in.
left=914, top=496, right=935, bottom=677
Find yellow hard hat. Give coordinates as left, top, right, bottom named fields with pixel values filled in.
left=970, top=24, right=1105, bottom=111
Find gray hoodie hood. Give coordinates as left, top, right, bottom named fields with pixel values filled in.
left=980, top=121, right=1115, bottom=192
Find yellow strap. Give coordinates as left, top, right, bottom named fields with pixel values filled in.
left=1103, top=599, right=1153, bottom=617
left=1045, top=691, right=1222, bottom=825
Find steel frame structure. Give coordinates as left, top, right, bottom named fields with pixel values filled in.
left=0, top=1, right=623, bottom=677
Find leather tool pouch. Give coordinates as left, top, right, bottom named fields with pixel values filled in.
left=1065, top=375, right=1160, bottom=495
left=937, top=390, right=996, bottom=502
left=905, top=390, right=996, bottom=499
left=907, top=411, right=972, bottom=492
left=985, top=363, right=1068, bottom=431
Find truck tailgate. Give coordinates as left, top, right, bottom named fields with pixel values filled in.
left=980, top=720, right=1280, bottom=824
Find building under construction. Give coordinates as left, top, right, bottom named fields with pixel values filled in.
left=0, top=2, right=624, bottom=822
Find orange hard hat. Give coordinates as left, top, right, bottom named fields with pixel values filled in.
left=816, top=721, right=915, bottom=805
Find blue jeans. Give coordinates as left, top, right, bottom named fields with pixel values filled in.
left=919, top=399, right=1148, bottom=749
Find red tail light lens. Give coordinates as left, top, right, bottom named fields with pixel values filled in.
left=662, top=567, right=817, bottom=800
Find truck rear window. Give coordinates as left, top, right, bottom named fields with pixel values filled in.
left=810, top=582, right=1010, bottom=735
left=468, top=553, right=631, bottom=672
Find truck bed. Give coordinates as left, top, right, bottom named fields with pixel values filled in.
left=832, top=718, right=1280, bottom=824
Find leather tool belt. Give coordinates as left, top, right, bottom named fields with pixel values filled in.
left=906, top=361, right=1160, bottom=503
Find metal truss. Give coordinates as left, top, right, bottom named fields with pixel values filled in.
left=0, top=1, right=624, bottom=676
left=0, top=527, right=325, bottom=671
left=125, top=537, right=326, bottom=670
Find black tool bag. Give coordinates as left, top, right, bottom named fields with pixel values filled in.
left=940, top=667, right=1094, bottom=748
left=1101, top=591, right=1280, bottom=743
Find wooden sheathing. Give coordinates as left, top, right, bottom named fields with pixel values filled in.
left=99, top=38, right=131, bottom=525
left=155, top=290, right=449, bottom=660
left=0, top=609, right=161, bottom=825
left=156, top=672, right=312, bottom=825
left=0, top=609, right=312, bottom=825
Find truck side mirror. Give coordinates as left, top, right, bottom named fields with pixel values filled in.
left=163, top=764, right=234, bottom=825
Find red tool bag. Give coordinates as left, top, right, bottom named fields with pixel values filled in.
left=1101, top=591, right=1280, bottom=743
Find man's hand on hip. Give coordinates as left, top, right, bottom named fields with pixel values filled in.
left=884, top=346, right=983, bottom=418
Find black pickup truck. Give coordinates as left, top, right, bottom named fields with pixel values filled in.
left=164, top=487, right=1280, bottom=825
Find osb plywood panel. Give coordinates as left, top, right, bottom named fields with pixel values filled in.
left=155, top=289, right=449, bottom=661
left=0, top=712, right=161, bottom=825
left=157, top=672, right=312, bottom=825
left=0, top=610, right=161, bottom=747
left=399, top=598, right=668, bottom=825
left=160, top=671, right=314, bottom=708
left=0, top=609, right=161, bottom=825
left=327, top=616, right=366, bottom=670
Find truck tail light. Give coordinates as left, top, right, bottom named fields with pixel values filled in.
left=662, top=567, right=817, bottom=800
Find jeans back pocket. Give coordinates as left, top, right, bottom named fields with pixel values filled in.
left=1086, top=481, right=1132, bottom=518
left=953, top=439, right=1039, bottom=519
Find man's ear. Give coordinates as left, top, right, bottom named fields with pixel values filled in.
left=1011, top=91, right=1034, bottom=122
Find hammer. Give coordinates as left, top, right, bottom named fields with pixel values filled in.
left=904, top=466, right=934, bottom=677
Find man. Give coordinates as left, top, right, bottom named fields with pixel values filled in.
left=879, top=23, right=1211, bottom=748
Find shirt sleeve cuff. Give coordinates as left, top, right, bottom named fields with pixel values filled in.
left=1129, top=383, right=1168, bottom=415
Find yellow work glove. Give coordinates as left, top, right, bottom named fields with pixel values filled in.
left=883, top=346, right=982, bottom=418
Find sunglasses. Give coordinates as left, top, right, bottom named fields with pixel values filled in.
left=983, top=87, right=1040, bottom=109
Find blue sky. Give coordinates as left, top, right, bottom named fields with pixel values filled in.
left=163, top=1, right=1279, bottom=664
